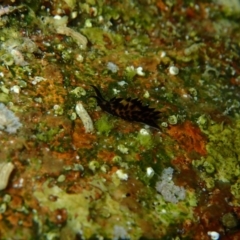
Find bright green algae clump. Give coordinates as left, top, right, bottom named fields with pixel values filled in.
left=136, top=129, right=154, bottom=149
left=193, top=119, right=240, bottom=197
left=95, top=114, right=114, bottom=135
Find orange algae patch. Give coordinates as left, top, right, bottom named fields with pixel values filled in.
left=72, top=121, right=97, bottom=149
left=167, top=121, right=207, bottom=155
left=34, top=78, right=67, bottom=106
left=171, top=155, right=193, bottom=170
left=41, top=151, right=66, bottom=174
left=97, top=150, right=116, bottom=163
left=8, top=195, right=23, bottom=210
left=191, top=185, right=234, bottom=240
left=51, top=151, right=77, bottom=165
left=5, top=212, right=33, bottom=228
left=32, top=64, right=67, bottom=107
left=156, top=0, right=167, bottom=12
left=115, top=120, right=138, bottom=134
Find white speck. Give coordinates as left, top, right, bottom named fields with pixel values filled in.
left=143, top=90, right=150, bottom=98
left=117, top=144, right=129, bottom=154
left=10, top=85, right=21, bottom=94
left=85, top=19, right=92, bottom=28
left=107, top=62, right=119, bottom=73
left=53, top=15, right=62, bottom=20
left=53, top=105, right=60, bottom=110
left=126, top=65, right=135, bottom=72
left=139, top=128, right=150, bottom=135
left=195, top=4, right=200, bottom=10
left=13, top=177, right=24, bottom=188
left=56, top=214, right=63, bottom=221
left=146, top=167, right=154, bottom=177
left=207, top=231, right=220, bottom=240
left=169, top=66, right=179, bottom=75
left=136, top=66, right=145, bottom=76
left=112, top=88, right=120, bottom=94
left=160, top=51, right=166, bottom=58
left=0, top=72, right=4, bottom=77
left=98, top=15, right=104, bottom=23
left=116, top=169, right=128, bottom=181
left=31, top=76, right=46, bottom=85
left=76, top=54, right=84, bottom=62
left=117, top=81, right=127, bottom=86
left=71, top=11, right=78, bottom=19
left=161, top=209, right=167, bottom=213
left=182, top=93, right=190, bottom=99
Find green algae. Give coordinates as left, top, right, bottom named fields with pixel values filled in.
left=154, top=189, right=197, bottom=226
left=136, top=129, right=154, bottom=149
left=33, top=180, right=95, bottom=238
left=81, top=27, right=124, bottom=52
left=95, top=114, right=114, bottom=135
left=35, top=122, right=61, bottom=143
left=231, top=179, right=240, bottom=203
left=33, top=177, right=144, bottom=239
left=193, top=119, right=240, bottom=194
left=124, top=66, right=137, bottom=81
left=70, top=86, right=86, bottom=98
left=0, top=93, right=10, bottom=103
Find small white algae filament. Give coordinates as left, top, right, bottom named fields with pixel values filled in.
left=207, top=231, right=220, bottom=240
left=75, top=102, right=94, bottom=133
left=0, top=162, right=14, bottom=190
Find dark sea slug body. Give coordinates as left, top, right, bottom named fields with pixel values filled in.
left=90, top=85, right=161, bottom=130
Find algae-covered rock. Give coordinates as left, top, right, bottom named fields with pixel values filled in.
left=81, top=27, right=123, bottom=52
left=33, top=181, right=94, bottom=238
left=193, top=119, right=240, bottom=193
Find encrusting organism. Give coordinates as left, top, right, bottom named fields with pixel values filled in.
left=0, top=162, right=14, bottom=191
left=75, top=101, right=94, bottom=133
left=0, top=103, right=22, bottom=134
left=90, top=85, right=161, bottom=129
left=155, top=167, right=186, bottom=203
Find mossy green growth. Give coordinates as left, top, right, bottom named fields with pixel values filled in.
left=193, top=119, right=240, bottom=191
left=230, top=179, right=240, bottom=201
left=70, top=87, right=86, bottom=98
left=136, top=129, right=153, bottom=149
left=95, top=114, right=113, bottom=135
left=154, top=189, right=197, bottom=226
left=124, top=66, right=137, bottom=81
left=81, top=27, right=123, bottom=52
left=36, top=123, right=61, bottom=143
left=0, top=93, right=10, bottom=103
